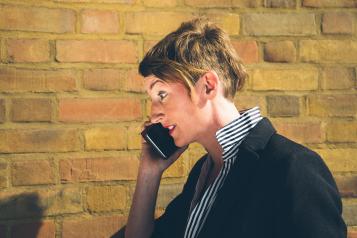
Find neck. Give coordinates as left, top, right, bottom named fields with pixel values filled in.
left=197, top=98, right=240, bottom=168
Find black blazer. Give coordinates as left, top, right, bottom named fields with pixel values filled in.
left=150, top=118, right=347, bottom=238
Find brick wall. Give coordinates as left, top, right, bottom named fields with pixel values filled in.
left=0, top=0, right=356, bottom=237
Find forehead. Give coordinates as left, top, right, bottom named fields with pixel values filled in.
left=144, top=75, right=165, bottom=90
left=144, top=75, right=190, bottom=95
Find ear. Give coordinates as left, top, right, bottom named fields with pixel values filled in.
left=201, top=71, right=219, bottom=99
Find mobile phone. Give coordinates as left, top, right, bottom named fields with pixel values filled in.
left=141, top=123, right=179, bottom=159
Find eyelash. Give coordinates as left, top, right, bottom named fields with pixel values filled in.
left=158, top=91, right=167, bottom=101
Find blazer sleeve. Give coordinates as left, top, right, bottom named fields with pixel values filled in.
left=151, top=156, right=206, bottom=238
left=285, top=149, right=347, bottom=238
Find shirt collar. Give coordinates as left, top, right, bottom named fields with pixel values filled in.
left=215, top=106, right=262, bottom=158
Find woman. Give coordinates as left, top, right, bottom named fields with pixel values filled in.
left=123, top=18, right=346, bottom=238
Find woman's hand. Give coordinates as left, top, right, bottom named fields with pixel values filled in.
left=139, top=120, right=188, bottom=176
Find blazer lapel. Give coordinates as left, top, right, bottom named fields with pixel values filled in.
left=197, top=118, right=277, bottom=238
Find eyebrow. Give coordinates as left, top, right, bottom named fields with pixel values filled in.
left=149, top=79, right=163, bottom=90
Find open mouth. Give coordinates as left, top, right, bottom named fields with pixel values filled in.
left=167, top=125, right=176, bottom=135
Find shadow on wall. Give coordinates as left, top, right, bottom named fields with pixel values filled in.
left=0, top=193, right=45, bottom=237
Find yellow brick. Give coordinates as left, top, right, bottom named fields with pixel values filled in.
left=86, top=186, right=127, bottom=212
left=185, top=0, right=260, bottom=7
left=327, top=121, right=357, bottom=142
left=144, top=0, right=177, bottom=7
left=316, top=149, right=357, bottom=172
left=128, top=123, right=142, bottom=150
left=205, top=13, right=240, bottom=35
left=321, top=67, right=355, bottom=90
left=0, top=160, right=7, bottom=188
left=234, top=94, right=266, bottom=115
left=300, top=40, right=357, bottom=63
left=308, top=95, right=357, bottom=117
left=0, top=187, right=83, bottom=219
left=0, top=129, right=80, bottom=153
left=125, top=12, right=193, bottom=35
left=252, top=68, right=318, bottom=91
left=163, top=153, right=188, bottom=178
left=243, top=13, right=316, bottom=36
left=84, top=127, right=127, bottom=151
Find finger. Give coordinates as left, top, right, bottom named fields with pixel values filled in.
left=168, top=144, right=189, bottom=160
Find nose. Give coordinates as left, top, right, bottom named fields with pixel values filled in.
left=150, top=102, right=165, bottom=123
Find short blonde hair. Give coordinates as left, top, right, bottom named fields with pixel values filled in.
left=139, top=18, right=247, bottom=101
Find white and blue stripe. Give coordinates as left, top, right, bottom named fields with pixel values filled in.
left=183, top=106, right=262, bottom=238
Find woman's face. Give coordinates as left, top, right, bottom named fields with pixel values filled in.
left=145, top=76, right=205, bottom=147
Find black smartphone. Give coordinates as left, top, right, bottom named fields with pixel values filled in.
left=141, top=123, right=179, bottom=159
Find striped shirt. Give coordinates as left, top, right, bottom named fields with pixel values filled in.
left=183, top=106, right=262, bottom=238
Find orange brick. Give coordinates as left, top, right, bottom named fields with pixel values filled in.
left=62, top=216, right=127, bottom=238
left=323, top=12, right=353, bottom=34
left=144, top=40, right=158, bottom=54
left=7, top=39, right=49, bottom=63
left=56, top=40, right=138, bottom=63
left=0, top=68, right=77, bottom=92
left=349, top=230, right=357, bottom=238
left=272, top=120, right=325, bottom=143
left=0, top=129, right=80, bottom=153
left=11, top=98, right=52, bottom=122
left=264, top=41, right=296, bottom=63
left=0, top=5, right=75, bottom=33
left=11, top=220, right=55, bottom=238
left=86, top=185, right=127, bottom=212
left=12, top=160, right=55, bottom=186
left=59, top=98, right=142, bottom=122
left=125, top=12, right=192, bottom=35
left=308, top=94, right=357, bottom=117
left=0, top=99, right=5, bottom=123
left=303, top=0, right=357, bottom=7
left=231, top=40, right=259, bottom=64
left=300, top=40, right=357, bottom=63
left=83, top=68, right=144, bottom=92
left=243, top=13, right=316, bottom=36
left=327, top=121, right=357, bottom=143
left=60, top=156, right=139, bottom=182
left=321, top=67, right=355, bottom=90
left=84, top=127, right=127, bottom=151
left=120, top=69, right=145, bottom=92
left=252, top=68, right=318, bottom=91
left=81, top=9, right=119, bottom=33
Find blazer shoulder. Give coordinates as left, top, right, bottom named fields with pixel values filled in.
left=263, top=133, right=335, bottom=185
left=264, top=133, right=322, bottom=162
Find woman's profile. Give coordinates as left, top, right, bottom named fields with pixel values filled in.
left=123, top=18, right=347, bottom=238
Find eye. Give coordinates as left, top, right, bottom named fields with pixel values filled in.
left=158, top=91, right=167, bottom=101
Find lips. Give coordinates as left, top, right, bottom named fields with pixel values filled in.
left=164, top=124, right=176, bottom=135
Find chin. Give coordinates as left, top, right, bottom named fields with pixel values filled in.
left=173, top=137, right=185, bottom=148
